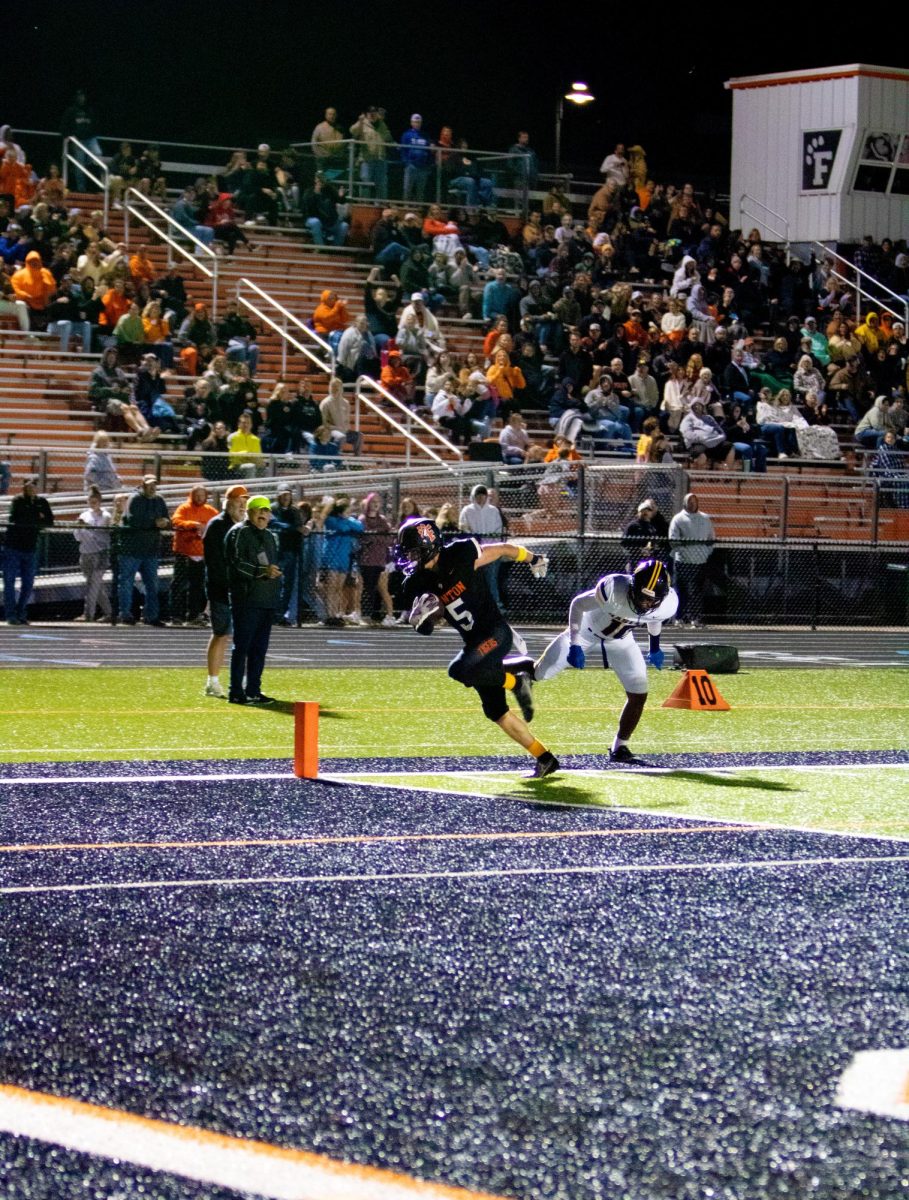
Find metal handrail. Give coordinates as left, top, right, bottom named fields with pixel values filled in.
left=236, top=279, right=334, bottom=376
left=123, top=188, right=220, bottom=315
left=355, top=376, right=462, bottom=471
left=738, top=193, right=791, bottom=248
left=814, top=244, right=909, bottom=327
left=62, top=137, right=110, bottom=227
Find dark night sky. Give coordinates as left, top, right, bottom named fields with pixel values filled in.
left=4, top=6, right=900, bottom=191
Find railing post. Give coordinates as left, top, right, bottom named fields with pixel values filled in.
left=211, top=260, right=219, bottom=321
left=282, top=315, right=287, bottom=375
left=62, top=137, right=69, bottom=190
left=576, top=464, right=586, bottom=536
left=811, top=542, right=820, bottom=631
left=780, top=475, right=789, bottom=541
left=154, top=453, right=162, bottom=482
left=37, top=448, right=47, bottom=493
left=871, top=479, right=880, bottom=543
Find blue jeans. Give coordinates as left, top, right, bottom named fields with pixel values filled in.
left=360, top=159, right=388, bottom=199
left=375, top=242, right=409, bottom=270
left=118, top=555, right=160, bottom=622
left=49, top=319, right=93, bottom=353
left=306, top=217, right=349, bottom=246
left=732, top=441, right=768, bottom=472
left=760, top=423, right=799, bottom=456
left=3, top=548, right=37, bottom=622
left=230, top=604, right=274, bottom=699
left=856, top=429, right=884, bottom=450
left=403, top=164, right=430, bottom=203
left=226, top=341, right=260, bottom=375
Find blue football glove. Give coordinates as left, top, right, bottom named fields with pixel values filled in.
left=647, top=649, right=665, bottom=670
left=567, top=644, right=585, bottom=669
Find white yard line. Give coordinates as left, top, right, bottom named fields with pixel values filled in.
left=0, top=1084, right=499, bottom=1200
left=2, top=854, right=908, bottom=897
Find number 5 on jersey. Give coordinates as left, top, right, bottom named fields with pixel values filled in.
left=446, top=596, right=475, bottom=631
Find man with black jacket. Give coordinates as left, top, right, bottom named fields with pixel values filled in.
left=117, top=476, right=169, bottom=626
left=224, top=496, right=282, bottom=705
left=3, top=479, right=53, bottom=625
left=201, top=484, right=248, bottom=698
left=621, top=499, right=670, bottom=570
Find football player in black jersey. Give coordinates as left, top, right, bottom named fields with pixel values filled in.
left=396, top=517, right=559, bottom=778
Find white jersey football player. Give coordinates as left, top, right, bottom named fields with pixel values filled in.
left=535, top=558, right=678, bottom=765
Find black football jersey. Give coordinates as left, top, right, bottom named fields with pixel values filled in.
left=401, top=537, right=501, bottom=643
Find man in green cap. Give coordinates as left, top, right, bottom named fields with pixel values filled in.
left=224, top=495, right=282, bottom=705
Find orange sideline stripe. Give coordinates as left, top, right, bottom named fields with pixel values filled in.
left=0, top=825, right=753, bottom=854
left=0, top=1083, right=504, bottom=1199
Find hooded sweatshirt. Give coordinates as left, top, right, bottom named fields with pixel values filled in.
left=172, top=490, right=219, bottom=559
left=11, top=251, right=55, bottom=310
left=312, top=290, right=350, bottom=335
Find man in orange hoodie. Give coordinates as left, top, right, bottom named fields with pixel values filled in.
left=129, top=244, right=155, bottom=287
left=11, top=251, right=55, bottom=327
left=170, top=484, right=218, bottom=624
left=99, top=278, right=131, bottom=329
left=312, top=289, right=350, bottom=336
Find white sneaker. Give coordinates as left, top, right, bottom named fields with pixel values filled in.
left=381, top=615, right=397, bottom=627
left=344, top=613, right=368, bottom=626
left=204, top=680, right=226, bottom=698
left=778, top=452, right=788, bottom=459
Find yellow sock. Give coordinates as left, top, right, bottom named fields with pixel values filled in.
left=528, top=739, right=547, bottom=759
left=503, top=672, right=516, bottom=690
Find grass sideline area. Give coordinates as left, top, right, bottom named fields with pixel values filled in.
left=2, top=665, right=907, bottom=837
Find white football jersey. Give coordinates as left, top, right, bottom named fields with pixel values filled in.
left=570, top=573, right=678, bottom=642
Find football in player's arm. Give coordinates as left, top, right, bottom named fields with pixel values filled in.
left=396, top=518, right=560, bottom=778
left=535, top=559, right=678, bottom=766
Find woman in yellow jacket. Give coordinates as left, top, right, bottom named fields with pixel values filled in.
left=485, top=349, right=526, bottom=419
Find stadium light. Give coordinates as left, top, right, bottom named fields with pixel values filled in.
left=555, top=82, right=595, bottom=175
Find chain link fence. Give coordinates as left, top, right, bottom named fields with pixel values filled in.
left=4, top=524, right=908, bottom=628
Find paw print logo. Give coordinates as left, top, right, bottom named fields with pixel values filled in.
left=805, top=135, right=833, bottom=188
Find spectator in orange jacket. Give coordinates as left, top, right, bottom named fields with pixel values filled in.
left=312, top=289, right=351, bottom=336
left=129, top=245, right=155, bottom=286
left=380, top=350, right=415, bottom=404
left=486, top=349, right=526, bottom=417
left=99, top=279, right=131, bottom=328
left=171, top=484, right=218, bottom=624
left=11, top=251, right=55, bottom=326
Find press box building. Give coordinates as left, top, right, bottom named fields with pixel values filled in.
left=725, top=64, right=909, bottom=249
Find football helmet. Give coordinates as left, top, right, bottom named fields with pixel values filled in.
left=629, top=559, right=671, bottom=613
left=395, top=518, right=442, bottom=570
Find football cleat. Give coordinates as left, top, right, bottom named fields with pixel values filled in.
left=530, top=751, right=559, bottom=779
left=629, top=559, right=671, bottom=614
left=512, top=672, right=534, bottom=722
left=609, top=745, right=650, bottom=767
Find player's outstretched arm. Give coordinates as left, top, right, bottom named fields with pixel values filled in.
left=475, top=543, right=548, bottom=576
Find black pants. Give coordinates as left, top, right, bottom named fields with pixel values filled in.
left=171, top=556, right=206, bottom=621
left=447, top=623, right=532, bottom=721
left=230, top=604, right=274, bottom=699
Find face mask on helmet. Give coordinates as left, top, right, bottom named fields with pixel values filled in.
left=395, top=518, right=442, bottom=571
left=630, top=559, right=670, bottom=613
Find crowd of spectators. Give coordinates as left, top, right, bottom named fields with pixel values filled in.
left=2, top=114, right=909, bottom=554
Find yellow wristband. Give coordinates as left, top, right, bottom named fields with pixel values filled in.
left=515, top=546, right=532, bottom=563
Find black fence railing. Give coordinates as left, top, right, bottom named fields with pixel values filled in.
left=4, top=528, right=908, bottom=629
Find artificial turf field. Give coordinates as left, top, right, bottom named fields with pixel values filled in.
left=0, top=659, right=907, bottom=1197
